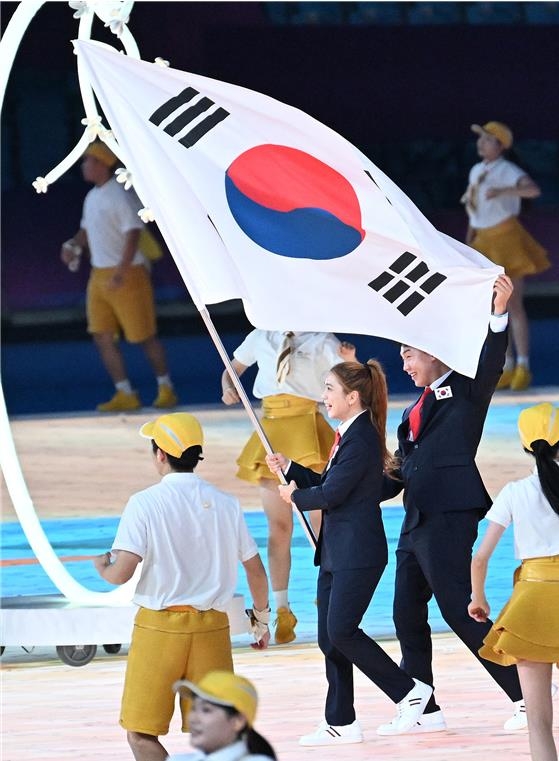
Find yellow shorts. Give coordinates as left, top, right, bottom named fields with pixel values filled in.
left=87, top=265, right=157, bottom=343
left=120, top=607, right=233, bottom=736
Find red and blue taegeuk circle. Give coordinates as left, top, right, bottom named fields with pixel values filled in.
left=225, top=144, right=364, bottom=259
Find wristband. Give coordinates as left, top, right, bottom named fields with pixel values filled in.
left=245, top=607, right=270, bottom=641
left=251, top=605, right=270, bottom=624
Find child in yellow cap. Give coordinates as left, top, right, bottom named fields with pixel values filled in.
left=169, top=670, right=277, bottom=760
left=93, top=412, right=271, bottom=761
left=469, top=402, right=559, bottom=754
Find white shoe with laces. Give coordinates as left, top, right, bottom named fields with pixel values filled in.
left=377, top=708, right=447, bottom=735
left=299, top=718, right=363, bottom=746
left=390, top=679, right=433, bottom=734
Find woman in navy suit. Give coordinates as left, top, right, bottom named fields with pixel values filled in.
left=266, top=360, right=432, bottom=747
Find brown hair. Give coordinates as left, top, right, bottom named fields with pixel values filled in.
left=330, top=360, right=397, bottom=475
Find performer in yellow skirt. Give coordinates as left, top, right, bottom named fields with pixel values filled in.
left=469, top=403, right=559, bottom=758
left=222, top=331, right=355, bottom=644
left=462, top=121, right=550, bottom=391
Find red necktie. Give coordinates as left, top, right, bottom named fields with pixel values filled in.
left=408, top=387, right=432, bottom=441
left=328, top=429, right=341, bottom=460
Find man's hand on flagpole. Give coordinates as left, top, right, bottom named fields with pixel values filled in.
left=492, top=274, right=513, bottom=315
left=338, top=341, right=357, bottom=362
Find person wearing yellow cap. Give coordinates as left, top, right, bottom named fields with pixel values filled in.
left=60, top=139, right=178, bottom=412
left=461, top=121, right=550, bottom=392
left=92, top=412, right=270, bottom=761
left=469, top=402, right=559, bottom=754
left=168, top=671, right=277, bottom=760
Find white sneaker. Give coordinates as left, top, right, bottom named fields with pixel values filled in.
left=390, top=679, right=433, bottom=734
left=377, top=708, right=447, bottom=735
left=504, top=685, right=558, bottom=731
left=299, top=718, right=364, bottom=746
left=504, top=699, right=527, bottom=731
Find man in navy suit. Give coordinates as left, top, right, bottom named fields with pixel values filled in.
left=380, top=274, right=525, bottom=735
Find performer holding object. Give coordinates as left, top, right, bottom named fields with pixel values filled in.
left=222, top=330, right=355, bottom=645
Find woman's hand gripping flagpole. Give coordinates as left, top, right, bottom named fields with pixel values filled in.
left=199, top=307, right=317, bottom=549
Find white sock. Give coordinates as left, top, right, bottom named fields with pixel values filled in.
left=157, top=375, right=172, bottom=387
left=115, top=380, right=132, bottom=394
left=503, top=357, right=515, bottom=371
left=516, top=356, right=529, bottom=368
left=274, top=590, right=289, bottom=610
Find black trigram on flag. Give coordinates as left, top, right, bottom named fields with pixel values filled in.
left=368, top=252, right=447, bottom=316
left=149, top=87, right=229, bottom=149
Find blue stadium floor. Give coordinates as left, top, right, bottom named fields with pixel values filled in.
left=0, top=509, right=517, bottom=644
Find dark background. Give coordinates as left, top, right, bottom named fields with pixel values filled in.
left=1, top=2, right=558, bottom=414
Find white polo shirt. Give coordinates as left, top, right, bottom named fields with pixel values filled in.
left=233, top=330, right=343, bottom=400
left=484, top=464, right=559, bottom=559
left=112, top=472, right=258, bottom=611
left=168, top=740, right=271, bottom=760
left=81, top=177, right=145, bottom=268
left=466, top=158, right=526, bottom=229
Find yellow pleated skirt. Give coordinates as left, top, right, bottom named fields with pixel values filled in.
left=471, top=216, right=550, bottom=279
left=236, top=394, right=334, bottom=484
left=479, top=555, right=559, bottom=666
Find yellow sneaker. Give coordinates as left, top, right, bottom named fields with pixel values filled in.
left=510, top=365, right=532, bottom=392
left=97, top=390, right=141, bottom=412
left=274, top=607, right=297, bottom=644
left=496, top=367, right=514, bottom=390
left=153, top=384, right=178, bottom=408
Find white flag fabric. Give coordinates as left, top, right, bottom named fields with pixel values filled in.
left=75, top=40, right=503, bottom=377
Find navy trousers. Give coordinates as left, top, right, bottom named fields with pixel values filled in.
left=317, top=565, right=415, bottom=726
left=393, top=510, right=523, bottom=712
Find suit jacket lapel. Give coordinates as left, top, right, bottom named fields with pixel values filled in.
left=417, top=374, right=457, bottom=438
left=321, top=413, right=368, bottom=479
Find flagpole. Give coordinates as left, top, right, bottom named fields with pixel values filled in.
left=198, top=306, right=318, bottom=549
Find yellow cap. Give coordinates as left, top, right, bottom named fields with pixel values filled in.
left=518, top=402, right=559, bottom=451
left=140, top=412, right=203, bottom=458
left=83, top=141, right=118, bottom=168
left=174, top=671, right=258, bottom=727
left=471, top=121, right=513, bottom=150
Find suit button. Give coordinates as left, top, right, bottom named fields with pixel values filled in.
left=413, top=466, right=418, bottom=471
left=414, top=444, right=419, bottom=449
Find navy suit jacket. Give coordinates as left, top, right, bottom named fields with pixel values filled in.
left=383, top=328, right=507, bottom=521
left=287, top=412, right=388, bottom=571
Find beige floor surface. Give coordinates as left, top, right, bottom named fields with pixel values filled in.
left=2, top=634, right=552, bottom=761
left=2, top=388, right=559, bottom=760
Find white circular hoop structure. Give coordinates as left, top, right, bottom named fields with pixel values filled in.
left=0, top=0, right=146, bottom=605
